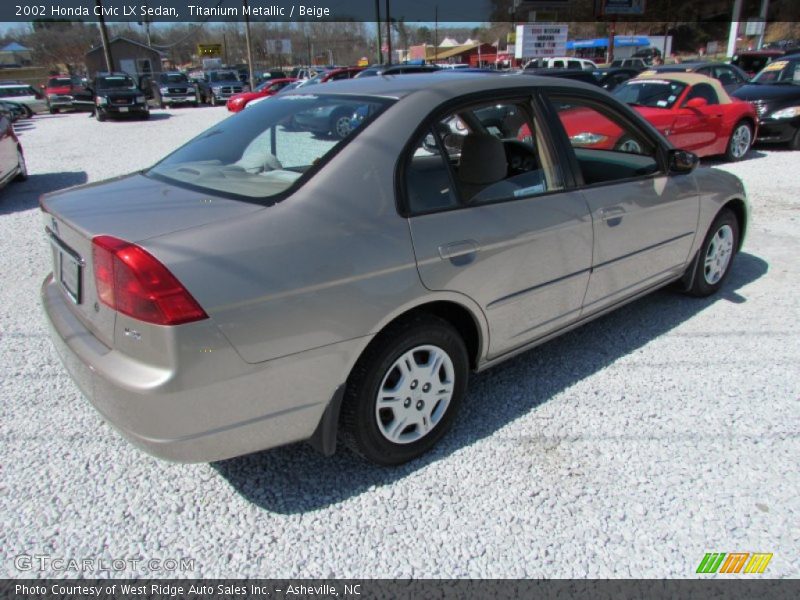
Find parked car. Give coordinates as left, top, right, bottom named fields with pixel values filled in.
left=255, top=70, right=288, bottom=85
left=355, top=64, right=440, bottom=78
left=0, top=109, right=26, bottom=190
left=0, top=83, right=48, bottom=114
left=520, top=68, right=601, bottom=86
left=91, top=72, right=149, bottom=121
left=289, top=67, right=319, bottom=80
left=150, top=72, right=199, bottom=108
left=632, top=47, right=662, bottom=64
left=732, top=54, right=800, bottom=149
left=523, top=57, right=598, bottom=70
left=588, top=72, right=757, bottom=161
left=226, top=78, right=297, bottom=112
left=44, top=74, right=92, bottom=113
left=0, top=100, right=30, bottom=121
left=731, top=50, right=788, bottom=77
left=592, top=67, right=642, bottom=91
left=196, top=70, right=246, bottom=105
left=643, top=62, right=750, bottom=93
left=609, top=58, right=648, bottom=70
left=306, top=66, right=364, bottom=84
left=40, top=74, right=749, bottom=465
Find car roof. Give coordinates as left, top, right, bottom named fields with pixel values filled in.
left=287, top=72, right=596, bottom=99
left=0, top=84, right=30, bottom=89
left=633, top=72, right=732, bottom=103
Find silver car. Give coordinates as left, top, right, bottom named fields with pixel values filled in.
left=41, top=74, right=748, bottom=465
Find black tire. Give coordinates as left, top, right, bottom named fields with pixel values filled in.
left=49, top=107, right=58, bottom=115
left=340, top=314, right=469, bottom=465
left=95, top=109, right=106, bottom=122
left=330, top=110, right=353, bottom=140
left=685, top=208, right=739, bottom=297
left=614, top=135, right=643, bottom=154
left=14, top=148, right=27, bottom=182
left=790, top=127, right=800, bottom=151
left=210, top=94, right=217, bottom=106
left=141, top=112, right=150, bottom=120
left=724, top=120, right=752, bottom=162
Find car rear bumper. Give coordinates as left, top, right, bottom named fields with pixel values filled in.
left=756, top=118, right=800, bottom=144
left=42, top=275, right=366, bottom=462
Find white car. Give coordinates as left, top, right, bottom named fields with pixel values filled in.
left=0, top=84, right=48, bottom=114
left=523, top=57, right=598, bottom=71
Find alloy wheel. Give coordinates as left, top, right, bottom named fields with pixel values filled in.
left=704, top=224, right=734, bottom=285
left=730, top=124, right=751, bottom=159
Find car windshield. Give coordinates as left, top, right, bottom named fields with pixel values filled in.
left=210, top=71, right=238, bottom=82
left=751, top=59, right=800, bottom=85
left=0, top=86, right=34, bottom=97
left=613, top=79, right=687, bottom=108
left=47, top=77, right=72, bottom=87
left=735, top=55, right=775, bottom=73
left=161, top=73, right=189, bottom=84
left=148, top=94, right=393, bottom=200
left=97, top=76, right=136, bottom=89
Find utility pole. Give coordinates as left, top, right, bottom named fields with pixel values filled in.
left=242, top=0, right=255, bottom=87
left=375, top=0, right=382, bottom=64
left=385, top=0, right=392, bottom=65
left=726, top=0, right=744, bottom=58
left=94, top=0, right=113, bottom=72
left=434, top=5, right=438, bottom=63
left=756, top=0, right=770, bottom=50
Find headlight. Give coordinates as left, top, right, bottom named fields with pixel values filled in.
left=136, top=95, right=146, bottom=103
left=570, top=132, right=608, bottom=146
left=770, top=106, right=800, bottom=119
left=159, top=86, right=170, bottom=94
left=95, top=96, right=107, bottom=106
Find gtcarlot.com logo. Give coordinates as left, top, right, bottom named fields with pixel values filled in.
left=696, top=552, right=773, bottom=574
left=14, top=554, right=195, bottom=573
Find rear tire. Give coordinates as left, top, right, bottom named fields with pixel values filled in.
left=340, top=314, right=469, bottom=465
left=725, top=120, right=752, bottom=161
left=790, top=127, right=800, bottom=151
left=685, top=208, right=739, bottom=297
left=95, top=109, right=106, bottom=122
left=49, top=107, right=58, bottom=115
left=330, top=110, right=353, bottom=140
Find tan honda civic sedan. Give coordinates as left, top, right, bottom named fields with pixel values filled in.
left=41, top=73, right=748, bottom=465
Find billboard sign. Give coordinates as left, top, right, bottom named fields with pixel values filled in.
left=514, top=23, right=568, bottom=59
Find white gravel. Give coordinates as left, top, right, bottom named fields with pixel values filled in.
left=0, top=108, right=798, bottom=579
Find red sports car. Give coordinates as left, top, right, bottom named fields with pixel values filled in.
left=559, top=73, right=758, bottom=161
left=226, top=78, right=297, bottom=112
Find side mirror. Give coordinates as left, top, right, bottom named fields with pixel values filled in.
left=685, top=97, right=708, bottom=109
left=669, top=149, right=699, bottom=174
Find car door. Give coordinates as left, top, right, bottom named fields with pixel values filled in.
left=669, top=83, right=723, bottom=152
left=0, top=112, right=16, bottom=180
left=405, top=96, right=594, bottom=358
left=544, top=91, right=699, bottom=314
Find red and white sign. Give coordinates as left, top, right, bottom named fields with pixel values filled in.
left=514, top=23, right=568, bottom=59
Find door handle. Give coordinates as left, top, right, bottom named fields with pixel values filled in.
left=598, top=206, right=625, bottom=221
left=438, top=240, right=479, bottom=260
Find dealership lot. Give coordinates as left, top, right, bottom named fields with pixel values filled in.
left=1, top=107, right=798, bottom=578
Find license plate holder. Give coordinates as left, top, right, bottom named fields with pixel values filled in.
left=58, top=248, right=82, bottom=304
left=118, top=106, right=129, bottom=112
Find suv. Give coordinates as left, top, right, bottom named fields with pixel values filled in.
left=523, top=57, right=598, bottom=71
left=197, top=70, right=245, bottom=105
left=151, top=72, right=198, bottom=108
left=91, top=72, right=149, bottom=121
left=610, top=58, right=647, bottom=70
left=44, top=75, right=92, bottom=113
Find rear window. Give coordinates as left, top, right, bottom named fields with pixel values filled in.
left=148, top=94, right=393, bottom=200
left=0, top=86, right=34, bottom=97
left=734, top=55, right=775, bottom=73
left=97, top=76, right=136, bottom=89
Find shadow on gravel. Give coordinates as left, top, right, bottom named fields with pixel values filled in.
left=701, top=149, right=768, bottom=166
left=213, top=252, right=769, bottom=513
left=0, top=171, right=88, bottom=214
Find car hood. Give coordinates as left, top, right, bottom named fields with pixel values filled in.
left=732, top=84, right=800, bottom=102
left=40, top=173, right=264, bottom=243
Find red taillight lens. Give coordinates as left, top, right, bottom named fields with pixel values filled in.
left=92, top=235, right=208, bottom=326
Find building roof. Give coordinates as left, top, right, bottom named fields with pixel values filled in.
left=439, top=37, right=460, bottom=48
left=1, top=42, right=30, bottom=52
left=86, top=37, right=164, bottom=56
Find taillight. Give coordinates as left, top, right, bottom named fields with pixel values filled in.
left=92, top=235, right=208, bottom=326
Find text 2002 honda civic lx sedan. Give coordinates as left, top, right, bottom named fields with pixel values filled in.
left=42, top=74, right=748, bottom=465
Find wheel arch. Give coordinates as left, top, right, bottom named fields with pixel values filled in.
left=722, top=197, right=748, bottom=250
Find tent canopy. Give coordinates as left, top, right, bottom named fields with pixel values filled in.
left=567, top=36, right=650, bottom=50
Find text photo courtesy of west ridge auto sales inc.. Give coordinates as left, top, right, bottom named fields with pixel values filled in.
left=0, top=0, right=797, bottom=594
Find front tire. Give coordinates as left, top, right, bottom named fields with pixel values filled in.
left=725, top=120, right=752, bottom=162
left=95, top=109, right=106, bottom=122
left=790, top=127, right=800, bottom=151
left=685, top=208, right=739, bottom=297
left=330, top=110, right=353, bottom=140
left=340, top=314, right=469, bottom=465
left=14, top=148, right=27, bottom=181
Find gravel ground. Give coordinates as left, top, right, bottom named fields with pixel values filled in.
left=0, top=108, right=798, bottom=579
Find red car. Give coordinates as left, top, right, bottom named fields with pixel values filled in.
left=44, top=74, right=91, bottom=114
left=226, top=78, right=297, bottom=112
left=559, top=73, right=757, bottom=161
